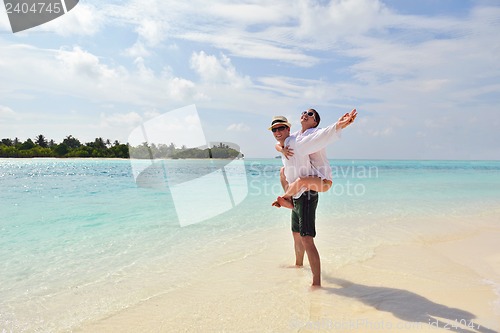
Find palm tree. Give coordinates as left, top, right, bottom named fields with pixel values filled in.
left=63, top=135, right=81, bottom=149
left=94, top=137, right=106, bottom=149
left=1, top=138, right=13, bottom=146
left=35, top=134, right=47, bottom=148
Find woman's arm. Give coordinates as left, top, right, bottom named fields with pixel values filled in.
left=296, top=109, right=357, bottom=155
left=275, top=143, right=294, bottom=159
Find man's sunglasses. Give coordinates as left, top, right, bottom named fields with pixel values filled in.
left=302, top=111, right=317, bottom=121
left=271, top=126, right=288, bottom=133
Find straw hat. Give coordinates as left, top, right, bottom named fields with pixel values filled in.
left=268, top=116, right=292, bottom=130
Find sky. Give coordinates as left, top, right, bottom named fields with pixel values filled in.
left=0, top=0, right=499, bottom=159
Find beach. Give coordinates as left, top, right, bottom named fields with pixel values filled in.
left=76, top=213, right=500, bottom=333
left=1, top=159, right=499, bottom=332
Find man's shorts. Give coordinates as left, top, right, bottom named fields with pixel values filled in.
left=291, top=191, right=318, bottom=237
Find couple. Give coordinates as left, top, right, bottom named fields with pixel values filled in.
left=269, top=108, right=357, bottom=287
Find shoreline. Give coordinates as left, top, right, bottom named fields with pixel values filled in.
left=76, top=219, right=500, bottom=333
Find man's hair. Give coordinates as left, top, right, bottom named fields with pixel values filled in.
left=310, top=109, right=320, bottom=128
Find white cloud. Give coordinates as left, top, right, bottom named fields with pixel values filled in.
left=100, top=112, right=143, bottom=128
left=295, top=0, right=390, bottom=47
left=165, top=76, right=198, bottom=101
left=57, top=46, right=119, bottom=80
left=33, top=3, right=104, bottom=36
left=143, top=109, right=161, bottom=120
left=158, top=1, right=384, bottom=65
left=136, top=19, right=169, bottom=46
left=0, top=105, right=15, bottom=118
left=0, top=42, right=199, bottom=109
left=190, top=51, right=251, bottom=87
left=105, top=0, right=317, bottom=66
left=257, top=76, right=345, bottom=102
left=183, top=32, right=319, bottom=67
left=366, top=127, right=393, bottom=137
left=227, top=123, right=250, bottom=132
left=124, top=41, right=151, bottom=58
left=206, top=3, right=290, bottom=25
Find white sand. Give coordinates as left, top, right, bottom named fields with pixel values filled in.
left=76, top=217, right=500, bottom=333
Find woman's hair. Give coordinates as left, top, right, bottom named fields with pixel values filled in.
left=310, top=109, right=320, bottom=128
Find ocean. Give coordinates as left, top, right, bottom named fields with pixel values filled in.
left=1, top=158, right=499, bottom=332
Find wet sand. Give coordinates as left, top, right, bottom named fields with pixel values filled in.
left=77, top=218, right=500, bottom=333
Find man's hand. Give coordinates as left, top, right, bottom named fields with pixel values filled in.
left=336, top=109, right=357, bottom=130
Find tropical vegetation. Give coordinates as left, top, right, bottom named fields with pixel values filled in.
left=0, top=135, right=241, bottom=159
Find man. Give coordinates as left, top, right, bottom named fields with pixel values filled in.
left=269, top=109, right=357, bottom=286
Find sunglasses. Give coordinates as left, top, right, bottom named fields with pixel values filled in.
left=302, top=111, right=317, bottom=121
left=271, top=126, right=288, bottom=133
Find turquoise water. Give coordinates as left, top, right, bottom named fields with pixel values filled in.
left=1, top=158, right=499, bottom=331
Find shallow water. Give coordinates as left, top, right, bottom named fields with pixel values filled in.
left=1, top=158, right=499, bottom=331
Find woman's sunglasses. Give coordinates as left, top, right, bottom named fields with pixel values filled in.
left=271, top=126, right=288, bottom=133
left=302, top=111, right=317, bottom=121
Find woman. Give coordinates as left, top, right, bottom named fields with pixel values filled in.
left=272, top=108, right=356, bottom=208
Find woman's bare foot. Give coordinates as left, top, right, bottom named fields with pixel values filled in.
left=277, top=196, right=294, bottom=209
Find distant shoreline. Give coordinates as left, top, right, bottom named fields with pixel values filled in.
left=0, top=157, right=242, bottom=160
left=1, top=157, right=500, bottom=162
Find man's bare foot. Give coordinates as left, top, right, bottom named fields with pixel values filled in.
left=280, top=264, right=304, bottom=269
left=277, top=196, right=294, bottom=209
left=272, top=200, right=281, bottom=208
left=309, top=284, right=322, bottom=291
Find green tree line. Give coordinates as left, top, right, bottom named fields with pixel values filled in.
left=0, top=135, right=129, bottom=158
left=129, top=142, right=242, bottom=159
left=0, top=135, right=242, bottom=159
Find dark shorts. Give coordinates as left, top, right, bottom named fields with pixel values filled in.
left=291, top=191, right=318, bottom=237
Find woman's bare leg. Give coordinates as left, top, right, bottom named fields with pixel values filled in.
left=275, top=178, right=332, bottom=209
left=284, top=177, right=332, bottom=199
